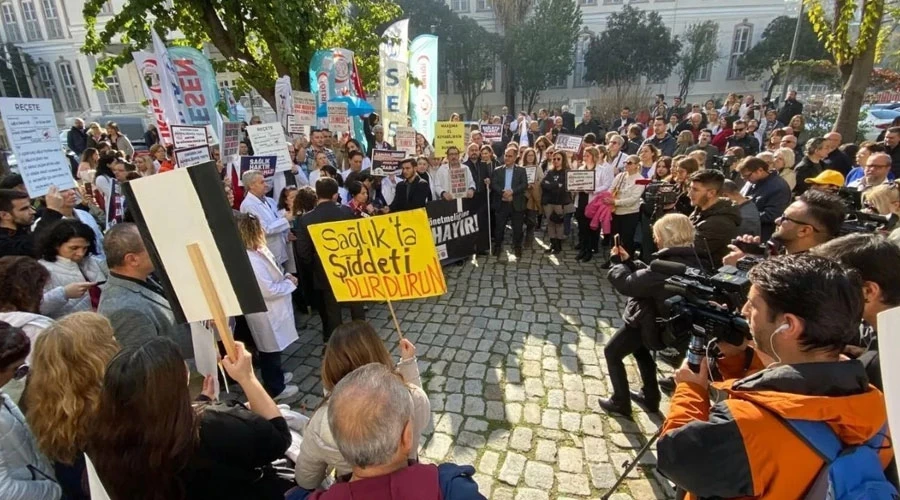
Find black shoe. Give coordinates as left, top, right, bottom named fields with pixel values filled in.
left=658, top=376, right=676, bottom=395
left=574, top=249, right=585, bottom=261
left=491, top=248, right=501, bottom=258
left=658, top=348, right=684, bottom=368
left=598, top=397, right=632, bottom=418
left=629, top=390, right=660, bottom=413
left=544, top=245, right=555, bottom=254
left=574, top=242, right=583, bottom=250
left=600, top=261, right=612, bottom=270
left=581, top=251, right=593, bottom=263
left=514, top=248, right=522, bottom=259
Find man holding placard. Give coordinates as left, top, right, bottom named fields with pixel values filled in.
left=433, top=147, right=475, bottom=201
left=490, top=149, right=528, bottom=259
left=240, top=170, right=294, bottom=268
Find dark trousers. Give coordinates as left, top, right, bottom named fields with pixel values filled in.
left=576, top=207, right=600, bottom=251
left=603, top=324, right=660, bottom=405
left=639, top=211, right=658, bottom=261
left=494, top=203, right=524, bottom=250
left=318, top=286, right=366, bottom=341
left=258, top=350, right=285, bottom=397
left=611, top=212, right=641, bottom=256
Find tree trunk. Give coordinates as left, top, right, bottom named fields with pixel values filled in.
left=835, top=34, right=878, bottom=140
left=505, top=64, right=516, bottom=112
left=765, top=69, right=781, bottom=103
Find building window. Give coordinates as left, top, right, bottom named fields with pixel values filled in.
left=727, top=23, right=752, bottom=80
left=580, top=0, right=596, bottom=5
left=20, top=1, right=41, bottom=41
left=573, top=34, right=592, bottom=88
left=450, top=0, right=469, bottom=12
left=57, top=61, right=83, bottom=111
left=99, top=1, right=113, bottom=14
left=602, top=0, right=622, bottom=4
left=105, top=73, right=124, bottom=105
left=548, top=74, right=567, bottom=89
left=37, top=63, right=61, bottom=110
left=1, top=3, right=21, bottom=42
left=694, top=61, right=713, bottom=82
left=40, top=0, right=62, bottom=39
left=476, top=0, right=491, bottom=11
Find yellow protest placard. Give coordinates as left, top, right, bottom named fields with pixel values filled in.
left=308, top=209, right=448, bottom=302
left=434, top=121, right=465, bottom=154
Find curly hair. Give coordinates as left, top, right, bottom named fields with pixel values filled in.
left=35, top=219, right=97, bottom=262
left=0, top=256, right=50, bottom=313
left=0, top=321, right=29, bottom=371
left=24, top=312, right=120, bottom=464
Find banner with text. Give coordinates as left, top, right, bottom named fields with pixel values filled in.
left=167, top=46, right=220, bottom=127
left=556, top=133, right=583, bottom=153
left=0, top=98, right=74, bottom=197
left=395, top=126, right=417, bottom=156
left=409, top=35, right=438, bottom=144
left=379, top=19, right=409, bottom=141
left=308, top=210, right=447, bottom=302
left=239, top=156, right=277, bottom=183
left=171, top=125, right=208, bottom=149
left=246, top=123, right=291, bottom=172
left=132, top=51, right=174, bottom=146
left=481, top=124, right=502, bottom=142
left=292, top=91, right=317, bottom=126
left=327, top=102, right=350, bottom=134
left=427, top=198, right=486, bottom=262
left=174, top=145, right=212, bottom=168
left=372, top=149, right=406, bottom=175
left=308, top=49, right=367, bottom=150
left=221, top=122, right=241, bottom=159
left=566, top=170, right=595, bottom=192
left=434, top=121, right=465, bottom=154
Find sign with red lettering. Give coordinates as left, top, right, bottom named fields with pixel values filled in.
left=292, top=91, right=317, bottom=126
left=221, top=122, right=241, bottom=159
left=327, top=102, right=350, bottom=134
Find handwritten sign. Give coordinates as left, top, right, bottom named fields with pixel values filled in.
left=481, top=124, right=502, bottom=142
left=221, top=121, right=241, bottom=159
left=286, top=115, right=303, bottom=135
left=245, top=123, right=291, bottom=172
left=525, top=166, right=537, bottom=184
left=239, top=156, right=277, bottom=183
left=171, top=125, right=209, bottom=149
left=292, top=91, right=317, bottom=126
left=449, top=166, right=469, bottom=199
left=566, top=170, right=595, bottom=192
left=395, top=127, right=417, bottom=156
left=556, top=133, right=583, bottom=153
left=434, top=121, right=465, bottom=154
left=372, top=149, right=406, bottom=175
left=327, top=102, right=350, bottom=134
left=174, top=145, right=212, bottom=168
left=308, top=210, right=447, bottom=302
left=0, top=97, right=74, bottom=197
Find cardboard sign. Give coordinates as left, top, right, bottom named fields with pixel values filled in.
left=0, top=97, right=74, bottom=197
left=449, top=166, right=469, bottom=198
left=481, top=124, right=502, bottom=142
left=878, top=306, right=900, bottom=480
left=434, top=121, right=465, bottom=154
left=292, top=91, right=317, bottom=126
left=395, top=127, right=417, bottom=156
left=567, top=170, right=595, bottom=192
left=327, top=102, right=350, bottom=134
left=427, top=198, right=487, bottom=262
left=174, top=145, right=212, bottom=168
left=122, top=161, right=266, bottom=324
left=556, top=133, right=583, bottom=153
left=308, top=209, right=447, bottom=302
left=204, top=124, right=219, bottom=146
left=287, top=115, right=303, bottom=135
left=221, top=121, right=241, bottom=159
left=525, top=166, right=537, bottom=184
left=372, top=149, right=406, bottom=175
left=239, top=156, right=277, bottom=183
left=172, top=125, right=209, bottom=149
left=245, top=123, right=291, bottom=172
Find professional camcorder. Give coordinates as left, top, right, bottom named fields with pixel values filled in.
left=710, top=155, right=737, bottom=174
left=840, top=211, right=899, bottom=236
left=641, top=181, right=680, bottom=222
left=651, top=260, right=752, bottom=372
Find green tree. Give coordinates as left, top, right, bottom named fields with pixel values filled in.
left=494, top=0, right=535, bottom=111
left=804, top=0, right=886, bottom=140
left=0, top=44, right=34, bottom=98
left=510, top=0, right=581, bottom=112
left=737, top=16, right=829, bottom=100
left=676, top=21, right=719, bottom=100
left=81, top=0, right=400, bottom=109
left=583, top=5, right=681, bottom=104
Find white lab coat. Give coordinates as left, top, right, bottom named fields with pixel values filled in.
left=240, top=194, right=290, bottom=265
left=244, top=249, right=298, bottom=353
left=432, top=164, right=475, bottom=200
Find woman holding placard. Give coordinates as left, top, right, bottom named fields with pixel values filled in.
left=522, top=147, right=544, bottom=248
left=601, top=155, right=646, bottom=269
left=541, top=151, right=572, bottom=254
left=574, top=146, right=607, bottom=262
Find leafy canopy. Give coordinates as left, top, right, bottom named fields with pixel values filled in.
left=737, top=15, right=829, bottom=80
left=676, top=21, right=719, bottom=98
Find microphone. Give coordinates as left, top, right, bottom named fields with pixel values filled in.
left=650, top=259, right=688, bottom=277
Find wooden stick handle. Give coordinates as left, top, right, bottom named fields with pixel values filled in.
left=386, top=300, right=404, bottom=340
left=187, top=243, right=237, bottom=362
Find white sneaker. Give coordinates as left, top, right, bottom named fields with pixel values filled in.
left=274, top=384, right=299, bottom=401
left=283, top=372, right=294, bottom=384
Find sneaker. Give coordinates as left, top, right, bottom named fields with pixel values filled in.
left=283, top=372, right=294, bottom=384
left=274, top=384, right=299, bottom=401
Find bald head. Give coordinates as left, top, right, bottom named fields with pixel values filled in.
left=824, top=132, right=842, bottom=153
left=328, top=363, right=414, bottom=469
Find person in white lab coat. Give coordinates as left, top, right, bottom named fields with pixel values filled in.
left=236, top=213, right=299, bottom=401
left=432, top=146, right=476, bottom=201
left=240, top=170, right=294, bottom=268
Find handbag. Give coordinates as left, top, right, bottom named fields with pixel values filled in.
left=549, top=209, right=565, bottom=224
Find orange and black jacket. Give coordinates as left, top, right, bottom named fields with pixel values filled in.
left=657, top=360, right=893, bottom=499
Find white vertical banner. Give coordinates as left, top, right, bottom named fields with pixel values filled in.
left=379, top=19, right=409, bottom=141
left=409, top=35, right=438, bottom=143
left=150, top=28, right=188, bottom=126
left=132, top=51, right=174, bottom=146
left=878, top=306, right=900, bottom=480
left=275, top=75, right=293, bottom=136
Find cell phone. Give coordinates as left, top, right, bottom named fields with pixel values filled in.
left=93, top=280, right=107, bottom=286
left=84, top=181, right=92, bottom=193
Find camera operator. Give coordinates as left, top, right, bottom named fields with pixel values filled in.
left=687, top=170, right=741, bottom=268
left=598, top=214, right=708, bottom=418
left=737, top=157, right=791, bottom=241
left=813, top=233, right=900, bottom=391
left=723, top=190, right=845, bottom=265
left=657, top=254, right=893, bottom=499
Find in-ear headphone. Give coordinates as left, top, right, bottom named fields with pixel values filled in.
left=773, top=323, right=789, bottom=334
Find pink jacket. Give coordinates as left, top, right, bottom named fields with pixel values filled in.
left=585, top=191, right=613, bottom=234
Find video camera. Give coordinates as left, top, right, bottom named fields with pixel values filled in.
left=641, top=180, right=680, bottom=221
left=841, top=210, right=899, bottom=236
left=651, top=260, right=752, bottom=372
left=710, top=155, right=738, bottom=174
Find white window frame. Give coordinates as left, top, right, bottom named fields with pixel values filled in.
left=573, top=34, right=592, bottom=88
left=476, top=0, right=491, bottom=11
left=57, top=60, right=83, bottom=111
left=1, top=3, right=21, bottom=42
left=450, top=0, right=469, bottom=13
left=105, top=72, right=124, bottom=105
left=40, top=0, right=62, bottom=39
left=37, top=63, right=61, bottom=110
left=20, top=0, right=41, bottom=41
left=99, top=1, right=113, bottom=14
left=727, top=23, right=753, bottom=80
left=580, top=0, right=596, bottom=5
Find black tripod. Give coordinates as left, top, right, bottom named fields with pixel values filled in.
left=599, top=427, right=663, bottom=500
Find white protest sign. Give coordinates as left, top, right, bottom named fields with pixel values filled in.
left=287, top=115, right=303, bottom=135
left=567, top=170, right=595, bottom=192
left=221, top=121, right=241, bottom=159
left=525, top=166, right=537, bottom=184
left=556, top=133, right=583, bottom=153
left=878, top=306, right=900, bottom=481
left=292, top=91, right=317, bottom=126
left=327, top=102, right=350, bottom=134
left=171, top=125, right=209, bottom=149
left=0, top=98, right=74, bottom=197
left=190, top=322, right=220, bottom=399
left=449, top=166, right=469, bottom=199
left=395, top=127, right=417, bottom=156
left=246, top=122, right=292, bottom=172
left=84, top=453, right=112, bottom=500
left=175, top=145, right=212, bottom=168
left=204, top=124, right=219, bottom=146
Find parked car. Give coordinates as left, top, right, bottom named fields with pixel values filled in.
left=861, top=108, right=900, bottom=141
left=870, top=102, right=900, bottom=111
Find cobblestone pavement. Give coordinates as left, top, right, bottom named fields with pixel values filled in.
left=279, top=240, right=677, bottom=499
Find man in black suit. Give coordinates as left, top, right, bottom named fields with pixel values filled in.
left=490, top=149, right=528, bottom=259
left=561, top=105, right=576, bottom=135
left=612, top=107, right=635, bottom=135
left=295, top=177, right=364, bottom=341
left=389, top=158, right=431, bottom=212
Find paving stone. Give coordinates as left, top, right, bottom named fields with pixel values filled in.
left=515, top=488, right=550, bottom=500
left=558, top=446, right=584, bottom=473
left=534, top=439, right=558, bottom=463
left=523, top=402, right=542, bottom=424
left=541, top=408, right=560, bottom=429
left=523, top=460, right=555, bottom=489
left=463, top=396, right=485, bottom=416
left=498, top=452, right=527, bottom=486
left=556, top=472, right=592, bottom=495
left=487, top=429, right=510, bottom=450
left=509, top=426, right=533, bottom=451
left=478, top=450, right=501, bottom=475
left=423, top=433, right=453, bottom=460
